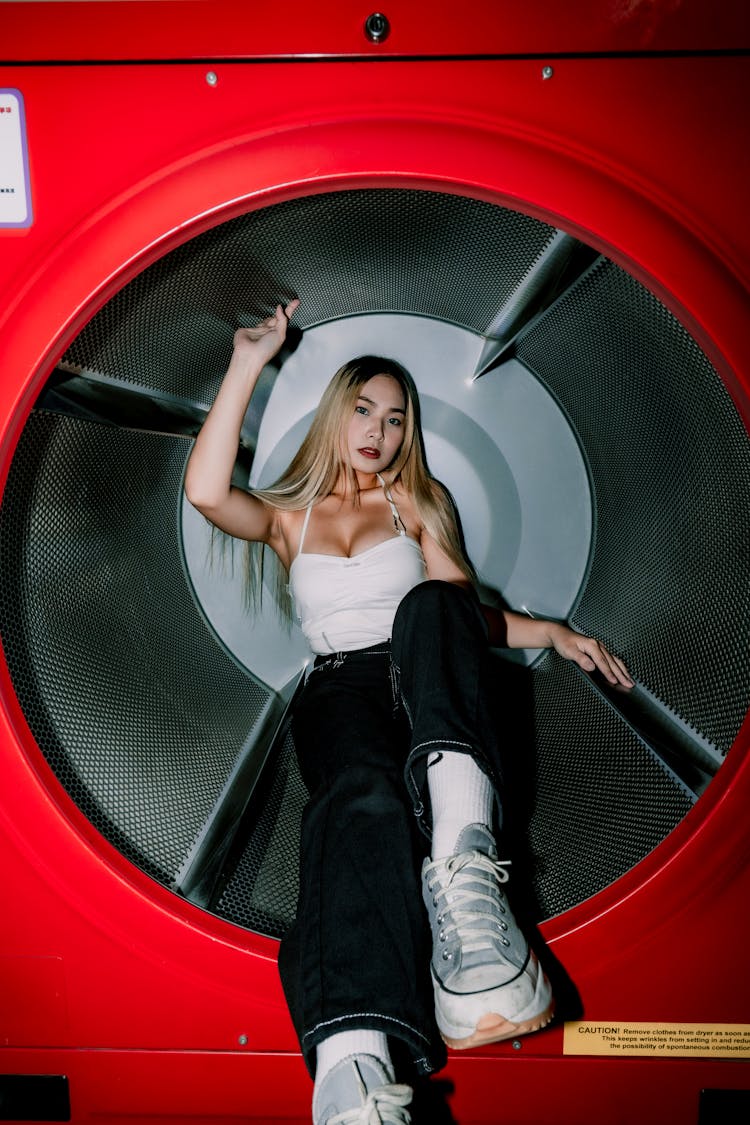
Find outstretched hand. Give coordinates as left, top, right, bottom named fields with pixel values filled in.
left=233, top=299, right=300, bottom=368
left=548, top=623, right=634, bottom=688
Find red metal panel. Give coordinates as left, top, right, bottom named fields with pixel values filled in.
left=2, top=55, right=748, bottom=440
left=1, top=1048, right=749, bottom=1123
left=0, top=11, right=749, bottom=1120
left=2, top=0, right=749, bottom=60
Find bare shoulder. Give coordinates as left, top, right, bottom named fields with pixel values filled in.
left=388, top=479, right=423, bottom=538
left=394, top=477, right=468, bottom=583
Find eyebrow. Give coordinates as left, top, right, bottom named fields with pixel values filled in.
left=357, top=394, right=406, bottom=415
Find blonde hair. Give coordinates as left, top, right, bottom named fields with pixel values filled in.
left=245, top=356, right=476, bottom=618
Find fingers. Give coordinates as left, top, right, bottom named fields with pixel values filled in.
left=231, top=299, right=299, bottom=365
left=579, top=638, right=634, bottom=688
left=242, top=299, right=299, bottom=331
left=603, top=649, right=634, bottom=689
left=609, top=652, right=633, bottom=683
left=258, top=299, right=299, bottom=339
left=272, top=299, right=300, bottom=325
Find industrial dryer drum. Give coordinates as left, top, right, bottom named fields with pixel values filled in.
left=1, top=188, right=747, bottom=941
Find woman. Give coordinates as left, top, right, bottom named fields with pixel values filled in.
left=185, top=302, right=633, bottom=1125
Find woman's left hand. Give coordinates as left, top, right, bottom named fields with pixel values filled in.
left=547, top=623, right=634, bottom=688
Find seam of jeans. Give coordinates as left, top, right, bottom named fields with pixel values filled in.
left=410, top=738, right=473, bottom=754
left=303, top=1012, right=432, bottom=1048
left=398, top=685, right=413, bottom=730
left=389, top=658, right=401, bottom=713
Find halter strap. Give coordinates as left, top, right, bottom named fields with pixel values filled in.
left=295, top=502, right=314, bottom=558
left=377, top=473, right=406, bottom=536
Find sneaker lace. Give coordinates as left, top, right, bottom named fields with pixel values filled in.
left=327, top=1062, right=412, bottom=1125
left=425, top=850, right=512, bottom=958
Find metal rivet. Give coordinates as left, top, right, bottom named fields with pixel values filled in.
left=206, top=71, right=219, bottom=87
left=238, top=1034, right=248, bottom=1045
left=512, top=1039, right=522, bottom=1050
left=542, top=65, right=554, bottom=80
left=365, top=12, right=390, bottom=43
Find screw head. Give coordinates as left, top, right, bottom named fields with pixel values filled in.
left=237, top=1034, right=248, bottom=1046
left=542, top=65, right=554, bottom=80
left=512, top=1039, right=523, bottom=1050
left=205, top=71, right=219, bottom=86
left=365, top=12, right=390, bottom=43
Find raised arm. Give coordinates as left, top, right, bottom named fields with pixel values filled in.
left=184, top=300, right=299, bottom=542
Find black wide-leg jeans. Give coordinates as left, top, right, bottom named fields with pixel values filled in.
left=277, top=581, right=504, bottom=1077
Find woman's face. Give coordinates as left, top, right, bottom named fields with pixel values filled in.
left=345, top=374, right=407, bottom=474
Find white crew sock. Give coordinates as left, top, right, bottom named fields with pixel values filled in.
left=315, top=1028, right=394, bottom=1087
left=427, top=749, right=495, bottom=859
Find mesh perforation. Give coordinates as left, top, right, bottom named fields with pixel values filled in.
left=526, top=656, right=694, bottom=918
left=215, top=727, right=306, bottom=937
left=517, top=261, right=750, bottom=755
left=0, top=412, right=272, bottom=883
left=63, top=189, right=558, bottom=404
left=4, top=188, right=747, bottom=934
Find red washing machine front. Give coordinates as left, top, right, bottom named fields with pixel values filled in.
left=1, top=3, right=749, bottom=1123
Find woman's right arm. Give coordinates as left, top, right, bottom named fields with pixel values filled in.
left=184, top=301, right=299, bottom=542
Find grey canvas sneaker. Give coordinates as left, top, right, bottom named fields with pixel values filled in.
left=312, top=1054, right=412, bottom=1124
left=422, top=823, right=554, bottom=1049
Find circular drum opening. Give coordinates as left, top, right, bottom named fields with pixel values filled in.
left=1, top=188, right=748, bottom=937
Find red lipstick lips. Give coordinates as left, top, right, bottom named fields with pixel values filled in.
left=359, top=447, right=381, bottom=459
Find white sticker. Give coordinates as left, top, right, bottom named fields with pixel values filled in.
left=0, top=89, right=33, bottom=228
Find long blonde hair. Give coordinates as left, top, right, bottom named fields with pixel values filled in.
left=245, top=355, right=476, bottom=618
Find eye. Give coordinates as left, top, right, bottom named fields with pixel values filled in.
left=355, top=405, right=369, bottom=416
left=388, top=417, right=403, bottom=427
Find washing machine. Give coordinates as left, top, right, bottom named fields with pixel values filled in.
left=1, top=3, right=749, bottom=1122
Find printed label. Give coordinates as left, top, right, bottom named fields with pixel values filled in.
left=0, top=89, right=32, bottom=228
left=563, top=1021, right=750, bottom=1058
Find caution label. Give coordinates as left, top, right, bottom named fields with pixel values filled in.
left=563, top=1022, right=750, bottom=1058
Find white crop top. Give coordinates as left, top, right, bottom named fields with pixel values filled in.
left=289, top=477, right=427, bottom=655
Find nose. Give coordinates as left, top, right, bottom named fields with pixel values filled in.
left=366, top=418, right=384, bottom=442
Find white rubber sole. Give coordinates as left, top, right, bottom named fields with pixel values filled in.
left=433, top=951, right=555, bottom=1050
left=440, top=999, right=555, bottom=1050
